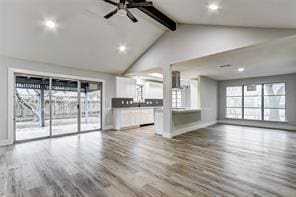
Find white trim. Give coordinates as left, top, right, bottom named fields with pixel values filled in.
left=218, top=119, right=296, bottom=131
left=168, top=121, right=217, bottom=138
left=0, top=139, right=11, bottom=147
left=7, top=69, right=15, bottom=145
left=8, top=67, right=107, bottom=145
left=162, top=65, right=173, bottom=139
left=103, top=125, right=113, bottom=130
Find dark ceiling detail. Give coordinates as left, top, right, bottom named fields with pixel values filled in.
left=102, top=0, right=176, bottom=31
left=126, top=0, right=176, bottom=31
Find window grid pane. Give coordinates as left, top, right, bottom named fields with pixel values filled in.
left=264, top=109, right=286, bottom=122
left=264, top=83, right=285, bottom=95
left=263, top=83, right=286, bottom=121
left=227, top=86, right=242, bottom=97
left=243, top=85, right=262, bottom=120
left=226, top=108, right=242, bottom=119
left=244, top=108, right=262, bottom=120
left=172, top=89, right=182, bottom=108
left=226, top=86, right=242, bottom=119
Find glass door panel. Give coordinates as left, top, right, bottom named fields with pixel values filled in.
left=80, top=81, right=102, bottom=132
left=51, top=79, right=79, bottom=136
left=15, top=75, right=50, bottom=141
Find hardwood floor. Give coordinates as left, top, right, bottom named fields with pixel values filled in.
left=1, top=124, right=296, bottom=197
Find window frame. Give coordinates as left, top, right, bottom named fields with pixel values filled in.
left=225, top=82, right=287, bottom=123
left=225, top=86, right=243, bottom=119
left=172, top=89, right=182, bottom=109
left=243, top=84, right=262, bottom=121
left=263, top=82, right=286, bottom=122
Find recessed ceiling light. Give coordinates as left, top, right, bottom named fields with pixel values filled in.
left=208, top=3, right=220, bottom=11
left=118, top=44, right=127, bottom=53
left=238, top=68, right=245, bottom=72
left=43, top=19, right=57, bottom=30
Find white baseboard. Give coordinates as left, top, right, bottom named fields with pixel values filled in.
left=218, top=120, right=296, bottom=131
left=0, top=139, right=12, bottom=147
left=103, top=125, right=113, bottom=130
left=169, top=121, right=218, bottom=138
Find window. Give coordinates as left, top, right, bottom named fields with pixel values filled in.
left=264, top=83, right=286, bottom=121
left=244, top=84, right=262, bottom=120
left=136, top=85, right=143, bottom=102
left=225, top=82, right=286, bottom=122
left=172, top=89, right=182, bottom=108
left=226, top=86, right=242, bottom=119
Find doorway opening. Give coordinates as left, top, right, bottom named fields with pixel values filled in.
left=15, top=74, right=102, bottom=142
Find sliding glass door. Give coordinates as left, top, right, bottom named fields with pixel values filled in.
left=15, top=75, right=51, bottom=141
left=51, top=79, right=79, bottom=136
left=80, top=81, right=102, bottom=132
left=15, top=74, right=102, bottom=142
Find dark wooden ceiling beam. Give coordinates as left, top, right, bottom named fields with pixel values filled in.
left=126, top=0, right=176, bottom=31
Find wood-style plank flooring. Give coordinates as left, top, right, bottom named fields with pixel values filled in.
left=1, top=124, right=296, bottom=197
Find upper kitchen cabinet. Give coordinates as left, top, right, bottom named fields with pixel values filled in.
left=116, top=77, right=137, bottom=99
left=143, top=81, right=163, bottom=99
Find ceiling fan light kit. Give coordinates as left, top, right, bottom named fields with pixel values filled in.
left=102, top=0, right=176, bottom=31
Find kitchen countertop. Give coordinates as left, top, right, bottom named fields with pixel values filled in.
left=154, top=108, right=203, bottom=113
left=113, top=106, right=162, bottom=109
left=172, top=108, right=202, bottom=113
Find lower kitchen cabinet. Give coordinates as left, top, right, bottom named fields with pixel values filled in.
left=113, top=107, right=155, bottom=130
left=140, top=108, right=154, bottom=125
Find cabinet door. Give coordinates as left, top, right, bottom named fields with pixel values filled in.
left=130, top=109, right=140, bottom=126
left=143, top=82, right=163, bottom=99
left=127, top=79, right=137, bottom=99
left=141, top=108, right=154, bottom=124
left=116, top=77, right=136, bottom=99
left=120, top=110, right=131, bottom=128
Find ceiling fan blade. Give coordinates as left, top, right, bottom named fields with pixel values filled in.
left=104, top=9, right=118, bottom=19
left=127, top=2, right=153, bottom=8
left=102, top=0, right=118, bottom=6
left=126, top=10, right=138, bottom=23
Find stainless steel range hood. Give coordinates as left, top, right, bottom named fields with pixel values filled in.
left=172, top=71, right=181, bottom=89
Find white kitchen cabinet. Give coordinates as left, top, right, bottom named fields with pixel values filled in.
left=143, top=81, right=163, bottom=99
left=140, top=108, right=154, bottom=125
left=120, top=110, right=133, bottom=128
left=116, top=77, right=137, bottom=99
left=113, top=107, right=155, bottom=130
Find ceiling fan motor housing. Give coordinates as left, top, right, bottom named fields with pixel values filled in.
left=118, top=2, right=127, bottom=16
left=118, top=2, right=127, bottom=10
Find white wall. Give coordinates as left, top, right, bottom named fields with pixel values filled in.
left=190, top=80, right=198, bottom=109
left=125, top=24, right=296, bottom=74
left=0, top=56, right=116, bottom=144
left=218, top=74, right=296, bottom=130
left=200, top=76, right=218, bottom=123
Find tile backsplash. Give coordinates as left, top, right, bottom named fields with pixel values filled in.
left=112, top=98, right=163, bottom=108
left=112, top=98, right=139, bottom=108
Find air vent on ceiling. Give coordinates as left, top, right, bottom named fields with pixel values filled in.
left=220, top=64, right=231, bottom=68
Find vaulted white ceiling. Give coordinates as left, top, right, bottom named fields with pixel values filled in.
left=0, top=0, right=165, bottom=74
left=153, top=0, right=296, bottom=29
left=1, top=0, right=296, bottom=75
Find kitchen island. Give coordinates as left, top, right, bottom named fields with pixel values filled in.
left=154, top=108, right=211, bottom=138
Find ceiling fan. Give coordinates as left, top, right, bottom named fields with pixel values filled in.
left=102, top=0, right=176, bottom=31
